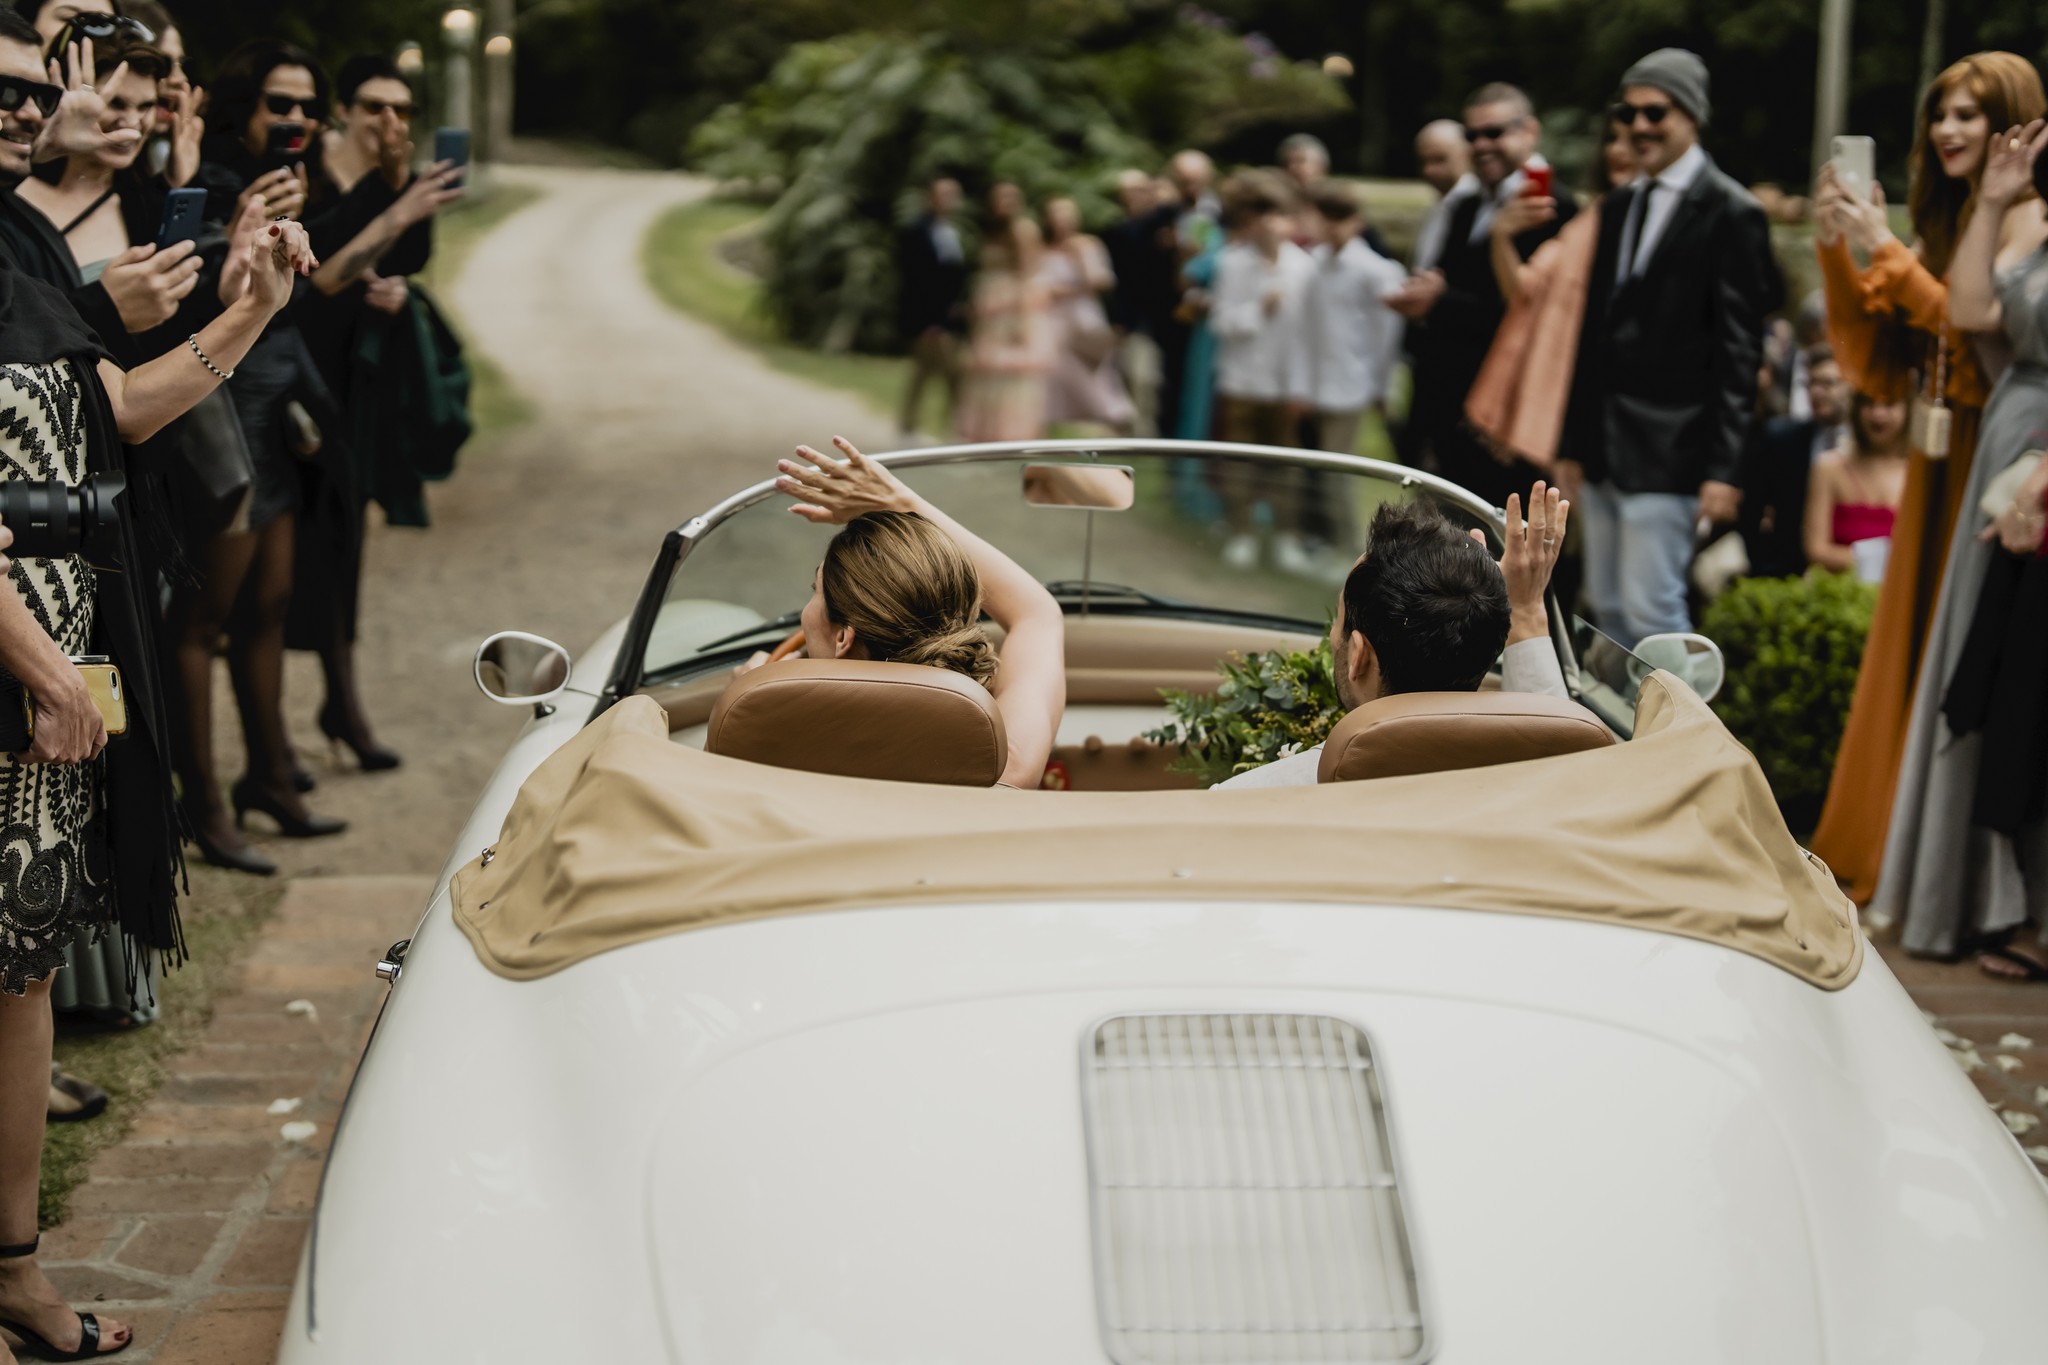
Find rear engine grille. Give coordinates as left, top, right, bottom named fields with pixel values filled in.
left=1082, top=1013, right=1427, bottom=1363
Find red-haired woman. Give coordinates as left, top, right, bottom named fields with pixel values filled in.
left=1807, top=51, right=2046, bottom=906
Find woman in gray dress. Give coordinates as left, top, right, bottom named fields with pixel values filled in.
left=1878, top=118, right=2048, bottom=971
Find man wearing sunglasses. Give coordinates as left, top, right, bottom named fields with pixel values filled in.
left=0, top=15, right=202, bottom=346
left=1560, top=48, right=1778, bottom=648
left=1390, top=82, right=1576, bottom=510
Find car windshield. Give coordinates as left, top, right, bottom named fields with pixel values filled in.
left=634, top=443, right=1502, bottom=684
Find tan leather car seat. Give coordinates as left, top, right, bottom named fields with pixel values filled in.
left=1317, top=690, right=1614, bottom=783
left=707, top=659, right=1008, bottom=786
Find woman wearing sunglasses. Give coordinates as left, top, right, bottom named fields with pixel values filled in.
left=290, top=54, right=461, bottom=777
left=1806, top=53, right=2046, bottom=910
left=0, top=16, right=320, bottom=1360
left=174, top=38, right=349, bottom=859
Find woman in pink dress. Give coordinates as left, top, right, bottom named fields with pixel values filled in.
left=955, top=184, right=1054, bottom=443
left=1804, top=391, right=1910, bottom=574
left=1039, top=196, right=1134, bottom=432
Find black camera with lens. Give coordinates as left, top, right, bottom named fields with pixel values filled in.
left=0, top=474, right=127, bottom=565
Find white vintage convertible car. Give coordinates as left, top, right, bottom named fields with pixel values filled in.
left=281, top=441, right=2048, bottom=1365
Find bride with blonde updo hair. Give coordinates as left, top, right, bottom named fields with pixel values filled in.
left=736, top=436, right=1067, bottom=788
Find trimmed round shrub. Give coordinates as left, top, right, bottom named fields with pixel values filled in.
left=1701, top=572, right=1879, bottom=830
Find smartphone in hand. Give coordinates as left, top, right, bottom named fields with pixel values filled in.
left=433, top=127, right=471, bottom=187
left=1830, top=135, right=1876, bottom=201
left=154, top=187, right=207, bottom=250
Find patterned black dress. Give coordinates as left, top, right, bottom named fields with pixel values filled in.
left=0, top=361, right=113, bottom=994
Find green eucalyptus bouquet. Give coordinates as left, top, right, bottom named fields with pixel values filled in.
left=1145, top=639, right=1346, bottom=788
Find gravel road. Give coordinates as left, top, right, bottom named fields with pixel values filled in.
left=246, top=164, right=890, bottom=879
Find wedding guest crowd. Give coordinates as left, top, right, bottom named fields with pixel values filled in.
left=0, top=8, right=472, bottom=1340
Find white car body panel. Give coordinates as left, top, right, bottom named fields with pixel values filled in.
left=297, top=477, right=2048, bottom=1364
left=288, top=878, right=2048, bottom=1364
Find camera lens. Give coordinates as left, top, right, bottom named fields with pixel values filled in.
left=0, top=474, right=125, bottom=562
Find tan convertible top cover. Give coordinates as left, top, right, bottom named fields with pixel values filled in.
left=452, top=675, right=1860, bottom=988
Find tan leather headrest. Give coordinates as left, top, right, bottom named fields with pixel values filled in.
left=1317, top=690, right=1614, bottom=783
left=708, top=659, right=1008, bottom=786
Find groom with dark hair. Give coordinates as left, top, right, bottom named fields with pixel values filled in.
left=1562, top=48, right=1779, bottom=647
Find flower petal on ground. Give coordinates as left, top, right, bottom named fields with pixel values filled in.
left=1998, top=1032, right=2034, bottom=1050
left=284, top=999, right=319, bottom=1023
left=2001, top=1110, right=2041, bottom=1135
left=280, top=1120, right=318, bottom=1143
left=267, top=1097, right=303, bottom=1115
left=1955, top=1047, right=1986, bottom=1072
left=1995, top=1054, right=2025, bottom=1072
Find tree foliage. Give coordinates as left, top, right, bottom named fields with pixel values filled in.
left=690, top=14, right=1344, bottom=351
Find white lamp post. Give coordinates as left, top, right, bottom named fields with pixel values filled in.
left=441, top=7, right=478, bottom=135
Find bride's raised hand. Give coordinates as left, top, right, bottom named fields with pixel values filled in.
left=776, top=436, right=916, bottom=524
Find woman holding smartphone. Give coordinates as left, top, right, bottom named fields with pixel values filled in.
left=0, top=24, right=319, bottom=1356
left=1806, top=52, right=2045, bottom=908
left=184, top=38, right=350, bottom=856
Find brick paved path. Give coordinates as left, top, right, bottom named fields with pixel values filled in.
left=35, top=878, right=427, bottom=1365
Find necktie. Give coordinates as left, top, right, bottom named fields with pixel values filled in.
left=1620, top=181, right=1658, bottom=281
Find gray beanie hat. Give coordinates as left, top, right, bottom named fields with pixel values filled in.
left=1620, top=47, right=1711, bottom=127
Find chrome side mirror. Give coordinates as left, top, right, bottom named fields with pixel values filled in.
left=475, top=631, right=573, bottom=715
left=1633, top=632, right=1726, bottom=704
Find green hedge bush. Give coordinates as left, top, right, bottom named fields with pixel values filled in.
left=1701, top=572, right=1878, bottom=828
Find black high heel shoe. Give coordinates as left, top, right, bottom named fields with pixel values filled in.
left=187, top=822, right=278, bottom=876
left=0, top=1235, right=131, bottom=1359
left=231, top=778, right=347, bottom=838
left=319, top=701, right=401, bottom=772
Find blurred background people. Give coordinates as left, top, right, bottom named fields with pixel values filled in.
left=295, top=53, right=462, bottom=781
left=1392, top=82, right=1577, bottom=510
left=1880, top=112, right=2048, bottom=972
left=1739, top=346, right=1849, bottom=578
left=1809, top=52, right=2045, bottom=907
left=1039, top=195, right=1132, bottom=432
left=1103, top=167, right=1181, bottom=436
left=955, top=184, right=1051, bottom=442
left=895, top=173, right=967, bottom=441
left=1289, top=182, right=1405, bottom=462
left=1410, top=118, right=1476, bottom=273
left=191, top=38, right=349, bottom=846
left=1562, top=49, right=1777, bottom=647
left=1211, top=173, right=1313, bottom=571
left=1803, top=389, right=1909, bottom=577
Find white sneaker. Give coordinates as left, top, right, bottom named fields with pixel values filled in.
left=1272, top=532, right=1317, bottom=577
left=1222, top=534, right=1259, bottom=570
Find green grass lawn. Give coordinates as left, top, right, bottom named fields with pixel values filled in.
left=643, top=199, right=911, bottom=423
left=42, top=868, right=285, bottom=1226
left=419, top=180, right=546, bottom=438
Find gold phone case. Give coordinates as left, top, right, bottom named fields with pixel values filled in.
left=23, top=657, right=127, bottom=739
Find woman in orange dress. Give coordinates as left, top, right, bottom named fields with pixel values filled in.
left=1806, top=52, right=2045, bottom=907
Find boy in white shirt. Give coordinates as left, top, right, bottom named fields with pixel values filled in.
left=1290, top=183, right=1409, bottom=462
left=1210, top=176, right=1316, bottom=570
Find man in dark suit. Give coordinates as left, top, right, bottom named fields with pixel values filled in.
left=895, top=175, right=968, bottom=440
left=1738, top=346, right=1848, bottom=578
left=1561, top=48, right=1778, bottom=646
left=1388, top=83, right=1575, bottom=510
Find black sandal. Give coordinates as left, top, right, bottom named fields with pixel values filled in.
left=0, top=1236, right=130, bottom=1360
left=1979, top=944, right=2048, bottom=983
left=46, top=1067, right=107, bottom=1125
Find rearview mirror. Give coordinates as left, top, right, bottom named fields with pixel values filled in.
left=1633, top=632, right=1726, bottom=704
left=475, top=631, right=572, bottom=708
left=1022, top=463, right=1134, bottom=510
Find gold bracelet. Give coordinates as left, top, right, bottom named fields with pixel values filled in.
left=186, top=334, right=233, bottom=381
